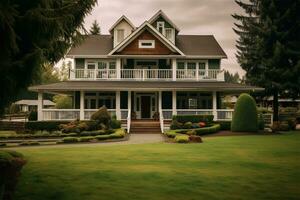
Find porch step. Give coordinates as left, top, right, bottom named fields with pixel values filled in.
left=130, top=120, right=161, bottom=134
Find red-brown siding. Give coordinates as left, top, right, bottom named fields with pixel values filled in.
left=116, top=29, right=178, bottom=55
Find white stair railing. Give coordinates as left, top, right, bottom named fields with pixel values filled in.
left=159, top=109, right=164, bottom=133
left=127, top=109, right=131, bottom=133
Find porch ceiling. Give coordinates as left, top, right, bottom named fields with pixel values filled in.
left=29, top=81, right=264, bottom=93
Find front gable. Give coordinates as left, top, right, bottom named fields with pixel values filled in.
left=109, top=22, right=185, bottom=56
left=116, top=29, right=178, bottom=55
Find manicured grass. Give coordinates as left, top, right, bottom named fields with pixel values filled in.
left=14, top=132, right=300, bottom=200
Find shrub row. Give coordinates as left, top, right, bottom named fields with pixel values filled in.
left=60, top=129, right=126, bottom=143
left=214, top=121, right=231, bottom=130
left=172, top=115, right=214, bottom=124
left=165, top=124, right=221, bottom=138
left=25, top=121, right=70, bottom=131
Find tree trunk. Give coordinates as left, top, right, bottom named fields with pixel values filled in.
left=273, top=89, right=279, bottom=121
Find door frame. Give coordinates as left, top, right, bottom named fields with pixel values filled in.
left=134, top=92, right=157, bottom=119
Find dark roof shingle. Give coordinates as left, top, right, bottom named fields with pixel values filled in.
left=67, top=35, right=227, bottom=57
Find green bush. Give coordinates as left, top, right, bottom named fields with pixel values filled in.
left=25, top=121, right=69, bottom=131
left=214, top=121, right=231, bottom=130
left=80, top=130, right=107, bottom=136
left=175, top=135, right=189, bottom=143
left=286, top=118, right=297, bottom=130
left=62, top=137, right=78, bottom=143
left=110, top=119, right=121, bottom=129
left=194, top=124, right=220, bottom=135
left=172, top=115, right=214, bottom=124
left=170, top=120, right=183, bottom=130
left=0, top=143, right=7, bottom=147
left=79, top=136, right=95, bottom=142
left=164, top=130, right=177, bottom=138
left=183, top=122, right=193, bottom=129
left=95, top=135, right=111, bottom=140
left=19, top=141, right=40, bottom=146
left=0, top=150, right=26, bottom=200
left=231, top=93, right=258, bottom=132
left=28, top=111, right=37, bottom=121
left=91, top=106, right=111, bottom=128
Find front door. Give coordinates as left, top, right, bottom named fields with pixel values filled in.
left=141, top=96, right=151, bottom=118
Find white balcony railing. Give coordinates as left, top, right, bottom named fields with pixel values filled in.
left=42, top=109, right=80, bottom=121
left=70, top=69, right=224, bottom=81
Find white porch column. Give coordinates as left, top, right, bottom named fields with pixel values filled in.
left=116, top=58, right=121, bottom=80
left=158, top=91, right=162, bottom=111
left=172, top=90, right=177, bottom=116
left=172, top=58, right=177, bottom=81
left=212, top=91, right=218, bottom=121
left=128, top=91, right=131, bottom=112
left=37, top=92, right=43, bottom=121
left=116, top=91, right=121, bottom=120
left=80, top=91, right=84, bottom=120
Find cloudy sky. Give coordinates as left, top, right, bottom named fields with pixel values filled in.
left=83, top=0, right=245, bottom=75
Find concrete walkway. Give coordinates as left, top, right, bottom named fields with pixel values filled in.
left=4, top=134, right=165, bottom=149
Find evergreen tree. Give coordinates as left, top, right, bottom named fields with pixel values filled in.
left=90, top=20, right=101, bottom=35
left=256, top=0, right=300, bottom=120
left=0, top=0, right=97, bottom=115
left=233, top=0, right=300, bottom=121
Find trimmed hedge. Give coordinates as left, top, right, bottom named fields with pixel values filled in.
left=172, top=115, right=214, bottom=124
left=231, top=93, right=258, bottom=132
left=165, top=124, right=220, bottom=138
left=25, top=121, right=70, bottom=131
left=214, top=121, right=231, bottom=130
left=62, top=137, right=78, bottom=143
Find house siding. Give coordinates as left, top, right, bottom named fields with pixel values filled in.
left=116, top=30, right=178, bottom=55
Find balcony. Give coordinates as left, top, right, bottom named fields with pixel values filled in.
left=69, top=69, right=225, bottom=81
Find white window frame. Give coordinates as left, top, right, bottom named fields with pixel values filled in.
left=165, top=28, right=174, bottom=42
left=157, top=21, right=165, bottom=34
left=138, top=40, right=155, bottom=49
left=116, top=29, right=125, bottom=43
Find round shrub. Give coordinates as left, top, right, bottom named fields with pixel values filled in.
left=183, top=122, right=192, bottom=129
left=90, top=106, right=111, bottom=128
left=231, top=93, right=258, bottom=132
left=110, top=119, right=121, bottom=129
left=175, top=135, right=189, bottom=143
left=189, top=135, right=203, bottom=143
left=170, top=120, right=183, bottom=130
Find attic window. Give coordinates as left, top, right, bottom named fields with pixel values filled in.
left=157, top=21, right=165, bottom=34
left=139, top=40, right=155, bottom=48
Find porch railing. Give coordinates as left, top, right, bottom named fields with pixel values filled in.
left=42, top=109, right=80, bottom=121
left=69, top=69, right=224, bottom=81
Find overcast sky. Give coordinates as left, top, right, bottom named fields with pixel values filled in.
left=83, top=0, right=245, bottom=75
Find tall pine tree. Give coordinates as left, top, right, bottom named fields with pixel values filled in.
left=233, top=0, right=300, bottom=121
left=90, top=20, right=101, bottom=35
left=0, top=0, right=97, bottom=115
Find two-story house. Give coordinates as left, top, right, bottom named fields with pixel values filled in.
left=29, top=10, right=263, bottom=132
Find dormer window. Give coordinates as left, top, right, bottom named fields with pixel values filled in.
left=139, top=40, right=155, bottom=48
left=157, top=21, right=165, bottom=34
left=117, top=29, right=125, bottom=43
left=165, top=28, right=174, bottom=42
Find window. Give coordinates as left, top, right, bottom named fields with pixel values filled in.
left=188, top=98, right=197, bottom=109
left=165, top=28, right=173, bottom=41
left=177, top=62, right=185, bottom=69
left=157, top=21, right=165, bottom=34
left=87, top=62, right=96, bottom=69
left=187, top=62, right=196, bottom=70
left=109, top=62, right=116, bottom=69
left=98, top=62, right=107, bottom=69
left=117, top=29, right=125, bottom=43
left=139, top=40, right=155, bottom=48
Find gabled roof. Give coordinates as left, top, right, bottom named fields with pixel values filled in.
left=109, top=15, right=135, bottom=33
left=176, top=35, right=227, bottom=58
left=67, top=35, right=113, bottom=57
left=14, top=99, right=55, bottom=106
left=66, top=34, right=227, bottom=58
left=148, top=10, right=180, bottom=32
left=108, top=21, right=185, bottom=56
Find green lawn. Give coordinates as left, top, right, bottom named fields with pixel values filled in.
left=14, top=132, right=300, bottom=200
